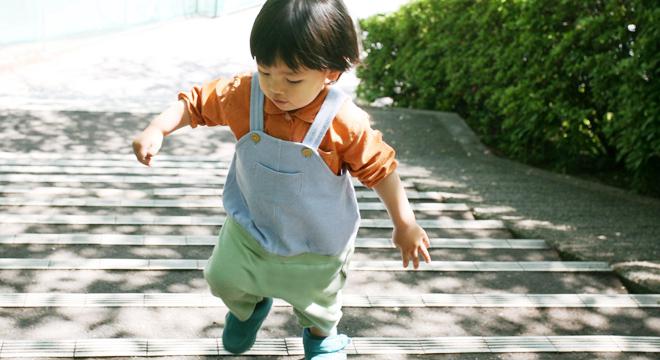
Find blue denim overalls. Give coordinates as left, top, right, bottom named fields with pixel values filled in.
left=222, top=73, right=361, bottom=256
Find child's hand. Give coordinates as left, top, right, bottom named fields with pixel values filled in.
left=132, top=127, right=164, bottom=167
left=392, top=222, right=431, bottom=270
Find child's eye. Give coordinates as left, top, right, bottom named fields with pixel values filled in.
left=259, top=70, right=270, bottom=76
left=287, top=79, right=303, bottom=84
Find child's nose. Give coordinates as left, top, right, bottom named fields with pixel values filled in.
left=270, top=85, right=285, bottom=95
left=266, top=79, right=285, bottom=94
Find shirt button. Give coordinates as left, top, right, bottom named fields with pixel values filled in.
left=302, top=148, right=313, bottom=158
left=251, top=133, right=261, bottom=143
left=285, top=113, right=292, bottom=121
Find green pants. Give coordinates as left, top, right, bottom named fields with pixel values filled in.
left=203, top=217, right=353, bottom=334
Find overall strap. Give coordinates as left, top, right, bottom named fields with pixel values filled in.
left=249, top=72, right=265, bottom=131
left=302, top=87, right=348, bottom=149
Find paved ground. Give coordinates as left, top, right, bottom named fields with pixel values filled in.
left=0, top=3, right=658, bottom=359
left=2, top=7, right=656, bottom=292
left=1, top=117, right=658, bottom=359
left=0, top=0, right=410, bottom=113
left=1, top=106, right=658, bottom=294
left=365, top=108, right=660, bottom=293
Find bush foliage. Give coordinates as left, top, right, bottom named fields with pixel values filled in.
left=357, top=0, right=659, bottom=193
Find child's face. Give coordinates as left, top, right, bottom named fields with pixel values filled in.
left=257, top=60, right=340, bottom=112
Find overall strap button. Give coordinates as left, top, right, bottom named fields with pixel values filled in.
left=301, top=148, right=313, bottom=158
left=251, top=133, right=261, bottom=143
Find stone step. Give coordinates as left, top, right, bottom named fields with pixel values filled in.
left=1, top=306, right=658, bottom=338
left=0, top=154, right=438, bottom=180
left=0, top=154, right=423, bottom=173
left=0, top=214, right=505, bottom=229
left=0, top=258, right=611, bottom=272
left=0, top=246, right=559, bottom=262
left=0, top=206, right=475, bottom=221
left=0, top=164, right=237, bottom=176
left=1, top=223, right=512, bottom=239
left=0, top=157, right=429, bottom=175
left=1, top=292, right=656, bottom=308
left=0, top=152, right=225, bottom=162
left=0, top=158, right=231, bottom=169
left=0, top=164, right=435, bottom=186
left=0, top=335, right=657, bottom=357
left=0, top=197, right=468, bottom=212
left=0, top=186, right=452, bottom=202
left=0, top=233, right=548, bottom=249
left=1, top=164, right=432, bottom=180
left=0, top=269, right=626, bottom=294
left=0, top=173, right=416, bottom=188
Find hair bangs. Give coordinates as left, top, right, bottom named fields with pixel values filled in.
left=250, top=0, right=359, bottom=72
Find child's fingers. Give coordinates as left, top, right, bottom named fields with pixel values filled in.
left=138, top=147, right=149, bottom=164
left=132, top=141, right=149, bottom=166
left=141, top=153, right=152, bottom=167
left=420, top=244, right=432, bottom=263
left=139, top=144, right=159, bottom=167
left=132, top=141, right=144, bottom=162
left=412, top=247, right=420, bottom=270
left=137, top=153, right=148, bottom=166
left=400, top=248, right=410, bottom=268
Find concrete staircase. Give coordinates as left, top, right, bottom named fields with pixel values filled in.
left=0, top=151, right=658, bottom=359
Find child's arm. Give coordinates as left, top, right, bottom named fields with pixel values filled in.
left=373, top=170, right=432, bottom=270
left=132, top=100, right=191, bottom=166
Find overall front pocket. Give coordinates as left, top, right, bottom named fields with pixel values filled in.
left=251, top=162, right=303, bottom=203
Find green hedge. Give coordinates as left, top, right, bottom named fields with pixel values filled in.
left=357, top=0, right=659, bottom=194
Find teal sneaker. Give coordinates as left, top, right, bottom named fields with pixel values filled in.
left=302, top=327, right=351, bottom=359
left=222, top=297, right=273, bottom=354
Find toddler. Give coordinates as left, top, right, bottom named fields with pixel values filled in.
left=132, top=0, right=431, bottom=358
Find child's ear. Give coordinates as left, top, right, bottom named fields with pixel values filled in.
left=326, top=70, right=342, bottom=84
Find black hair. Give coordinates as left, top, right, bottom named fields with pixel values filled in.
left=250, top=0, right=359, bottom=72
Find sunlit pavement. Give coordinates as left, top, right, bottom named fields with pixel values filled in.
left=0, top=0, right=409, bottom=113
left=0, top=1, right=659, bottom=359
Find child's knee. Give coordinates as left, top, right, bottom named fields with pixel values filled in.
left=206, top=257, right=252, bottom=301
left=204, top=260, right=233, bottom=297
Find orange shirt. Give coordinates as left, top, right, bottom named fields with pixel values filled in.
left=178, top=73, right=397, bottom=188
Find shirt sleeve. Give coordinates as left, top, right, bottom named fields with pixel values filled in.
left=336, top=102, right=398, bottom=188
left=177, top=77, right=235, bottom=128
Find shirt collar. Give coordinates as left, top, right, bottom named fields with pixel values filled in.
left=263, top=86, right=330, bottom=123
